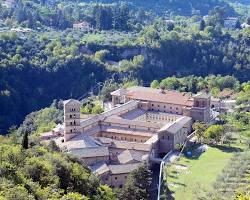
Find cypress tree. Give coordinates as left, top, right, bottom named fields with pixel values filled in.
left=22, top=131, right=29, bottom=149
left=199, top=19, right=206, bottom=31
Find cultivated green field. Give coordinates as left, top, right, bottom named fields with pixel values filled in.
left=166, top=144, right=243, bottom=200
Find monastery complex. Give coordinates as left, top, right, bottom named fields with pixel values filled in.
left=50, top=86, right=213, bottom=188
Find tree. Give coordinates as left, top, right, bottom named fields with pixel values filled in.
left=150, top=80, right=160, bottom=89
left=95, top=50, right=110, bottom=62
left=246, top=17, right=250, bottom=25
left=204, top=125, right=224, bottom=143
left=91, top=104, right=104, bottom=114
left=166, top=21, right=174, bottom=31
left=223, top=132, right=233, bottom=146
left=119, top=162, right=152, bottom=200
left=235, top=20, right=241, bottom=29
left=113, top=4, right=129, bottom=31
left=208, top=7, right=226, bottom=26
left=61, top=192, right=87, bottom=200
left=199, top=19, right=206, bottom=31
left=246, top=139, right=250, bottom=149
left=93, top=185, right=117, bottom=200
left=159, top=77, right=180, bottom=90
left=22, top=130, right=29, bottom=149
left=141, top=26, right=159, bottom=44
left=192, top=121, right=206, bottom=142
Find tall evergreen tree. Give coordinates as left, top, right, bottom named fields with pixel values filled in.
left=22, top=130, right=29, bottom=149
left=199, top=19, right=206, bottom=31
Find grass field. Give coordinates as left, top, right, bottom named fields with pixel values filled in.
left=165, top=144, right=244, bottom=200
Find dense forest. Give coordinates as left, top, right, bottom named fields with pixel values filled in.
left=0, top=0, right=249, bottom=134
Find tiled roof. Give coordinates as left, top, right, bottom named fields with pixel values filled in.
left=103, top=116, right=162, bottom=129
left=193, top=92, right=211, bottom=99
left=57, top=133, right=99, bottom=150
left=126, top=86, right=193, bottom=106
left=175, top=116, right=192, bottom=126
left=64, top=99, right=81, bottom=105
left=117, top=149, right=143, bottom=164
left=110, top=141, right=151, bottom=152
left=102, top=127, right=154, bottom=137
left=110, top=88, right=127, bottom=96
left=158, top=116, right=191, bottom=134
left=69, top=146, right=109, bottom=158
left=90, top=161, right=110, bottom=175
left=145, top=134, right=158, bottom=144
left=109, top=163, right=140, bottom=174
left=91, top=162, right=141, bottom=175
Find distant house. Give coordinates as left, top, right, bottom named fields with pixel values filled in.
left=217, top=89, right=237, bottom=100
left=241, top=23, right=250, bottom=29
left=224, top=17, right=238, bottom=29
left=2, top=0, right=15, bottom=8
left=10, top=28, right=32, bottom=33
left=211, top=97, right=221, bottom=109
left=73, top=21, right=92, bottom=30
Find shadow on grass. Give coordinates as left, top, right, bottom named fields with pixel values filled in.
left=171, top=181, right=187, bottom=187
left=211, top=144, right=243, bottom=153
left=168, top=174, right=178, bottom=179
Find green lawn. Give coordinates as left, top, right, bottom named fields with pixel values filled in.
left=165, top=145, right=241, bottom=200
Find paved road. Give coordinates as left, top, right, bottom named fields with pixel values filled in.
left=150, top=164, right=160, bottom=200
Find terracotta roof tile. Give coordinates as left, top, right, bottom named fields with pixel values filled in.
left=126, top=86, right=193, bottom=106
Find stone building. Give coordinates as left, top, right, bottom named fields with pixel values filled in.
left=53, top=87, right=212, bottom=188
left=111, top=86, right=211, bottom=123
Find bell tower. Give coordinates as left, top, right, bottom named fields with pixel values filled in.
left=63, top=99, right=81, bottom=141
left=190, top=92, right=211, bottom=123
